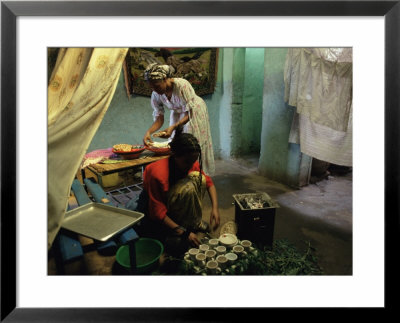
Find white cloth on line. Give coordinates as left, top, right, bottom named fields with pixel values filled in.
left=289, top=104, right=352, bottom=167
left=285, top=48, right=353, bottom=166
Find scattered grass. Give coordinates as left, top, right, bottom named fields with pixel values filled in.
left=238, top=239, right=323, bottom=275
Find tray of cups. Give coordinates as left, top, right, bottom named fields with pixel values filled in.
left=183, top=236, right=256, bottom=275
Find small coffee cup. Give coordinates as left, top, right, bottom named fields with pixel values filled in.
left=225, top=252, right=238, bottom=265
left=232, top=245, right=245, bottom=256
left=205, top=249, right=217, bottom=261
left=240, top=240, right=252, bottom=251
left=195, top=253, right=206, bottom=268
left=216, top=255, right=228, bottom=270
left=208, top=238, right=219, bottom=248
left=206, top=260, right=219, bottom=274
left=215, top=245, right=226, bottom=255
left=233, top=245, right=244, bottom=253
left=199, top=244, right=210, bottom=253
left=188, top=248, right=200, bottom=261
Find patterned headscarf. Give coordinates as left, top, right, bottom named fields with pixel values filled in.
left=143, top=63, right=175, bottom=81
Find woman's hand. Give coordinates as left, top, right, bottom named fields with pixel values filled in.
left=158, top=126, right=175, bottom=139
left=209, top=208, right=220, bottom=231
left=173, top=225, right=200, bottom=247
left=143, top=132, right=153, bottom=146
left=187, top=232, right=200, bottom=247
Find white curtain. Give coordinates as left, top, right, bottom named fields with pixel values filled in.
left=48, top=48, right=128, bottom=249
left=284, top=48, right=353, bottom=166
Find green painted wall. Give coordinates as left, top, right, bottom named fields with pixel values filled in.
left=230, top=48, right=246, bottom=157
left=218, top=48, right=233, bottom=159
left=241, top=48, right=264, bottom=154
left=220, top=47, right=264, bottom=158
left=258, top=48, right=310, bottom=187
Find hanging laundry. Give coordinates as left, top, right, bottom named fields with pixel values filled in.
left=284, top=48, right=353, bottom=166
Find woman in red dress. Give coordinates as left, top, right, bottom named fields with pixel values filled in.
left=138, top=127, right=220, bottom=254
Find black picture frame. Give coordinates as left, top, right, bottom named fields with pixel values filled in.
left=1, top=0, right=398, bottom=321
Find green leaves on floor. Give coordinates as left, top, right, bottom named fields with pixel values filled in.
left=243, top=239, right=323, bottom=275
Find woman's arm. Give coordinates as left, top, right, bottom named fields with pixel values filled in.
left=207, top=185, right=220, bottom=230
left=143, top=114, right=164, bottom=145
left=161, top=112, right=189, bottom=138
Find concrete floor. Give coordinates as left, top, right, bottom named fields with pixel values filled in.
left=203, top=156, right=352, bottom=275
left=48, top=156, right=352, bottom=275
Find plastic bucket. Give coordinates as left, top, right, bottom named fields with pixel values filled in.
left=116, top=238, right=164, bottom=274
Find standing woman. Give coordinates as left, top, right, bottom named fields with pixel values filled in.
left=143, top=63, right=215, bottom=176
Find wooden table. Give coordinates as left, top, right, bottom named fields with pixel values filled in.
left=83, top=151, right=169, bottom=191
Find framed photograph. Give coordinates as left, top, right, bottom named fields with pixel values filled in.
left=2, top=0, right=399, bottom=321
left=125, top=47, right=219, bottom=96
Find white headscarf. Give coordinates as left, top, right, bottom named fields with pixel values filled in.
left=143, top=63, right=175, bottom=81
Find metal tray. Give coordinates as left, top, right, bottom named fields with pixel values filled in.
left=62, top=202, right=144, bottom=241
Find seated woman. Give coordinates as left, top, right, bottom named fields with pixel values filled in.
left=137, top=126, right=220, bottom=255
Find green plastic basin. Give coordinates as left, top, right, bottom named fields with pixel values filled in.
left=116, top=238, right=164, bottom=274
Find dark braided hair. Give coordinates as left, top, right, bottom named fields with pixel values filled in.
left=168, top=125, right=203, bottom=187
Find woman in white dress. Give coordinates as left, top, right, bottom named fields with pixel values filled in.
left=143, top=63, right=215, bottom=176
